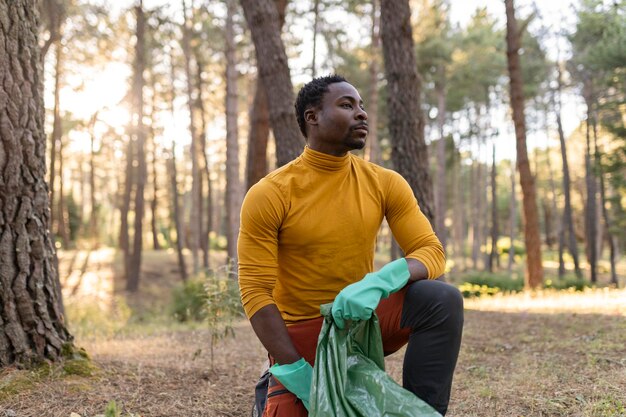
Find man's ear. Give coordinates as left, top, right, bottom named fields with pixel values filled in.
left=304, top=107, right=318, bottom=126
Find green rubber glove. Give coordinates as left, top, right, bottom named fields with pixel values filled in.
left=270, top=357, right=313, bottom=411
left=332, top=258, right=411, bottom=329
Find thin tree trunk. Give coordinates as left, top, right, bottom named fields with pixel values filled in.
left=508, top=163, right=517, bottom=273
left=194, top=57, right=210, bottom=268
left=120, top=138, right=133, bottom=281
left=545, top=139, right=560, bottom=252
left=57, top=136, right=69, bottom=247
left=311, top=0, right=320, bottom=77
left=434, top=69, right=447, bottom=247
left=0, top=0, right=72, bottom=367
left=225, top=0, right=242, bottom=263
left=505, top=0, right=543, bottom=288
left=88, top=112, right=98, bottom=245
left=554, top=65, right=581, bottom=277
left=182, top=0, right=200, bottom=275
left=592, top=110, right=617, bottom=286
left=366, top=0, right=381, bottom=165
left=168, top=53, right=188, bottom=282
left=49, top=41, right=62, bottom=233
left=241, top=0, right=304, bottom=167
left=488, top=143, right=498, bottom=272
left=127, top=2, right=147, bottom=292
left=583, top=80, right=597, bottom=283
left=380, top=0, right=435, bottom=223
left=149, top=74, right=161, bottom=251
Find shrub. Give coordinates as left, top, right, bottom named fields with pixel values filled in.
left=462, top=272, right=524, bottom=293
left=170, top=279, right=208, bottom=322
left=544, top=275, right=591, bottom=291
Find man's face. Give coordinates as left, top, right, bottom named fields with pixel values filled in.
left=307, top=82, right=368, bottom=155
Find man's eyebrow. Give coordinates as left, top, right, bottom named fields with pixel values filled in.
left=337, top=95, right=364, bottom=104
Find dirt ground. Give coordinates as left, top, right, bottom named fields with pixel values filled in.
left=1, top=249, right=625, bottom=417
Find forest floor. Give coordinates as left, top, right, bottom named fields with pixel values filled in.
left=1, top=248, right=625, bottom=417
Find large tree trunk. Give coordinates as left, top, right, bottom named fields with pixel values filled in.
left=182, top=0, right=200, bottom=275
left=127, top=2, right=147, bottom=292
left=554, top=66, right=581, bottom=278
left=241, top=0, right=304, bottom=167
left=505, top=0, right=543, bottom=288
left=225, top=0, right=242, bottom=262
left=365, top=0, right=382, bottom=165
left=245, top=0, right=287, bottom=190
left=380, top=0, right=435, bottom=224
left=0, top=0, right=72, bottom=366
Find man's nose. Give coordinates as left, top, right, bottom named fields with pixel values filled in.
left=356, top=107, right=368, bottom=120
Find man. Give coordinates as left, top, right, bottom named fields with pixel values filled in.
left=238, top=75, right=463, bottom=416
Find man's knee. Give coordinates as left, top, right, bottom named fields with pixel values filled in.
left=401, top=280, right=464, bottom=330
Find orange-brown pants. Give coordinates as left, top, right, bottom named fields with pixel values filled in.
left=263, top=287, right=411, bottom=417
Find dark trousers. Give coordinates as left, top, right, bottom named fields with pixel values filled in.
left=265, top=280, right=464, bottom=416
left=399, top=279, right=464, bottom=415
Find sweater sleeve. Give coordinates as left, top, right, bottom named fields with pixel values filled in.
left=237, top=179, right=286, bottom=318
left=383, top=170, right=445, bottom=279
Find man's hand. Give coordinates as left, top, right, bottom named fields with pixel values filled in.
left=270, top=357, right=313, bottom=411
left=331, top=258, right=411, bottom=329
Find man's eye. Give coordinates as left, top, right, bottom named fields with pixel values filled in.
left=341, top=103, right=352, bottom=109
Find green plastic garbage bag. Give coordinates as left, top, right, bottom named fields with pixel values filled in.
left=309, top=304, right=442, bottom=417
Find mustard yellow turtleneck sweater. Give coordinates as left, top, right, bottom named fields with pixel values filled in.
left=238, top=146, right=445, bottom=325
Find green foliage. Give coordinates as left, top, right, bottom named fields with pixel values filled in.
left=171, top=279, right=208, bottom=322
left=544, top=276, right=592, bottom=291
left=497, top=237, right=526, bottom=256
left=460, top=272, right=525, bottom=297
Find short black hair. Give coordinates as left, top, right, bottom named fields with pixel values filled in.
left=294, top=74, right=347, bottom=138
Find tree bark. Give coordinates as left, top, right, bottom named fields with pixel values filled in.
left=0, top=0, right=72, bottom=367
left=311, top=0, right=320, bottom=77
left=57, top=134, right=69, bottom=247
left=225, top=0, right=242, bottom=262
left=241, top=0, right=304, bottom=167
left=120, top=138, right=133, bottom=281
left=380, top=0, right=435, bottom=224
left=245, top=0, right=288, bottom=190
left=127, top=2, right=147, bottom=292
left=505, top=0, right=543, bottom=288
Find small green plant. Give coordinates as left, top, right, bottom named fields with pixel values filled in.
left=544, top=275, right=591, bottom=291
left=170, top=279, right=208, bottom=322
left=458, top=272, right=524, bottom=297
left=104, top=400, right=121, bottom=417
left=205, top=264, right=245, bottom=370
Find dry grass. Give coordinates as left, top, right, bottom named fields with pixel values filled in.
left=1, top=249, right=625, bottom=416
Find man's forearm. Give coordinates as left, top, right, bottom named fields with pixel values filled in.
left=249, top=304, right=302, bottom=365
left=406, top=258, right=430, bottom=282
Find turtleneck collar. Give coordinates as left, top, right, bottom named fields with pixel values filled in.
left=301, top=146, right=350, bottom=172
